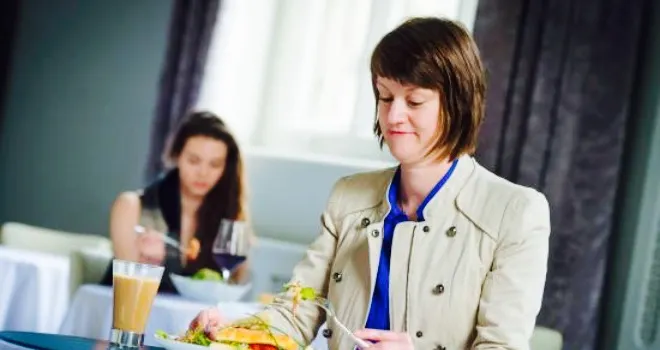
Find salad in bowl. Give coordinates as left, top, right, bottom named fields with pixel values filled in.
left=171, top=268, right=252, bottom=303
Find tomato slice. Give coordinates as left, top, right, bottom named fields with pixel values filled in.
left=248, top=344, right=278, bottom=350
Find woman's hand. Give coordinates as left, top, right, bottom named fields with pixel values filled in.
left=354, top=329, right=414, bottom=350
left=136, top=229, right=166, bottom=265
left=188, top=308, right=227, bottom=340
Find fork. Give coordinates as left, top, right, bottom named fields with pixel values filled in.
left=134, top=225, right=185, bottom=255
left=313, top=297, right=372, bottom=349
left=274, top=296, right=371, bottom=349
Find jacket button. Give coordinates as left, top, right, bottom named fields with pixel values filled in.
left=332, top=272, right=343, bottom=282
left=422, top=225, right=430, bottom=233
left=361, top=218, right=371, bottom=228
left=446, top=226, right=457, bottom=237
left=322, top=328, right=333, bottom=338
left=415, top=331, right=423, bottom=338
left=432, top=284, right=445, bottom=295
left=371, top=229, right=380, bottom=237
left=434, top=346, right=446, bottom=350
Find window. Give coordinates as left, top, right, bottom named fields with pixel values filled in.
left=197, top=0, right=480, bottom=164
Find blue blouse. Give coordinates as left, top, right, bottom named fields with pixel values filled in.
left=364, top=159, right=458, bottom=330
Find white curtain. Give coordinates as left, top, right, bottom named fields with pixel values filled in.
left=197, top=0, right=479, bottom=163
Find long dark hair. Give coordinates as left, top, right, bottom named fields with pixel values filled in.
left=165, top=111, right=248, bottom=242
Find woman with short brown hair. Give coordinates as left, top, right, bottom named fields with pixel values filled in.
left=191, top=17, right=550, bottom=350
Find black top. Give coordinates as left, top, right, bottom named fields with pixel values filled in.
left=99, top=169, right=217, bottom=294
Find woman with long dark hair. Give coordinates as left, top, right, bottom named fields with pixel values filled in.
left=100, top=111, right=250, bottom=293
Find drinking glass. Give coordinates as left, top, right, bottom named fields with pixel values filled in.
left=212, top=219, right=250, bottom=281
left=110, top=259, right=164, bottom=348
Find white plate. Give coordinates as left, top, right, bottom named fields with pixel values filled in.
left=153, top=334, right=241, bottom=350
left=153, top=333, right=315, bottom=350
left=152, top=334, right=208, bottom=350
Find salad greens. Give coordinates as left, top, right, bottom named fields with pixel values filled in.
left=191, top=268, right=223, bottom=281
left=282, top=282, right=318, bottom=315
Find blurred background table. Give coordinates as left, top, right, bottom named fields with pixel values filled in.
left=0, top=246, right=70, bottom=333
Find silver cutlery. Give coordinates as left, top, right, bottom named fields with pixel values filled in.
left=134, top=225, right=185, bottom=254
left=273, top=296, right=371, bottom=349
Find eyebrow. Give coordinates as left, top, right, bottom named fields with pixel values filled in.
left=376, top=82, right=432, bottom=95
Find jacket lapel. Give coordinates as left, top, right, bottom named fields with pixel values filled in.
left=419, top=155, right=475, bottom=222
left=364, top=177, right=393, bottom=323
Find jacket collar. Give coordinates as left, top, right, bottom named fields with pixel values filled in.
left=373, top=154, right=476, bottom=222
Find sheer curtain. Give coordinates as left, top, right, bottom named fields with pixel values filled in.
left=196, top=0, right=479, bottom=163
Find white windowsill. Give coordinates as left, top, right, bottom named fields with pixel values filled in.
left=243, top=146, right=397, bottom=171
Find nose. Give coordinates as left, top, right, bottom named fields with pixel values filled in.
left=197, top=164, right=210, bottom=178
left=385, top=99, right=408, bottom=125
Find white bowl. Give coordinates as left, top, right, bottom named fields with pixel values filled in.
left=170, top=273, right=251, bottom=304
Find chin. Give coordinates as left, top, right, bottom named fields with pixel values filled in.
left=390, top=148, right=425, bottom=164
left=388, top=149, right=418, bottom=164
left=185, top=186, right=211, bottom=198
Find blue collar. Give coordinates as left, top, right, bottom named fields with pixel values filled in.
left=387, top=159, right=459, bottom=221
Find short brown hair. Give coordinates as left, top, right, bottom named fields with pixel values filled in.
left=370, top=17, right=486, bottom=161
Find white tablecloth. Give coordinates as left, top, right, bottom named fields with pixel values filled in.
left=0, top=246, right=71, bottom=333
left=59, top=284, right=329, bottom=349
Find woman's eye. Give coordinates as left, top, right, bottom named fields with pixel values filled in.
left=408, top=100, right=424, bottom=107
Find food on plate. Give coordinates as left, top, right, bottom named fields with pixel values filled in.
left=192, top=267, right=223, bottom=281
left=258, top=293, right=275, bottom=305
left=282, top=281, right=318, bottom=316
left=157, top=282, right=319, bottom=349
left=172, top=314, right=304, bottom=350
left=186, top=237, right=201, bottom=261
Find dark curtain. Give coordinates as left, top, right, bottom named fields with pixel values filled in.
left=0, top=0, right=20, bottom=129
left=145, top=0, right=220, bottom=182
left=472, top=0, right=648, bottom=349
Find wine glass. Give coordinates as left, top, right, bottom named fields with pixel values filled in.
left=212, top=219, right=250, bottom=281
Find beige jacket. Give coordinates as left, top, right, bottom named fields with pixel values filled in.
left=262, top=155, right=551, bottom=350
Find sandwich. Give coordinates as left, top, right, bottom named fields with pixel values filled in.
left=177, top=314, right=304, bottom=350
left=209, top=326, right=300, bottom=350
left=174, top=282, right=318, bottom=350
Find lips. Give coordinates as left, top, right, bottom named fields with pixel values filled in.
left=387, top=130, right=413, bottom=135
left=192, top=182, right=209, bottom=189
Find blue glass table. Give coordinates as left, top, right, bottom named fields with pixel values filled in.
left=0, top=331, right=165, bottom=350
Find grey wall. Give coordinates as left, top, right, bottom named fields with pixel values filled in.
left=0, top=0, right=174, bottom=235
left=244, top=154, right=376, bottom=244
left=0, top=0, right=376, bottom=245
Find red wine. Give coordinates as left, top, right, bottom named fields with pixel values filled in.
left=213, top=253, right=246, bottom=272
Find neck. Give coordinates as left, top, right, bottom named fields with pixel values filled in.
left=398, top=158, right=453, bottom=213
left=179, top=189, right=203, bottom=215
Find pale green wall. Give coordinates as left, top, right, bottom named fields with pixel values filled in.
left=601, top=1, right=660, bottom=349
left=0, top=0, right=173, bottom=235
